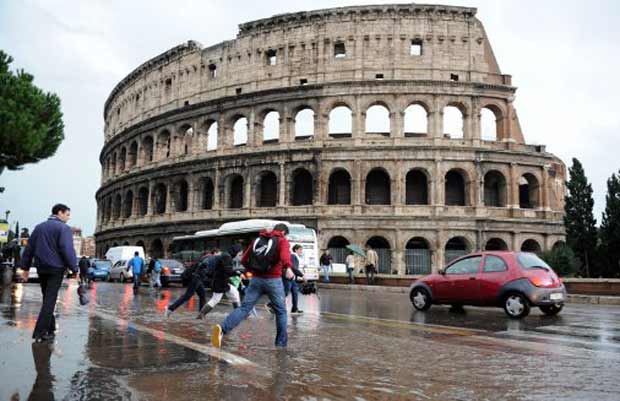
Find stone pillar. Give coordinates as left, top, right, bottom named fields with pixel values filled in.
left=247, top=109, right=257, bottom=147
left=213, top=169, right=221, bottom=210
left=430, top=96, right=443, bottom=138
left=509, top=162, right=519, bottom=208
left=352, top=97, right=363, bottom=139
left=392, top=111, right=404, bottom=138
left=166, top=183, right=174, bottom=215
left=394, top=163, right=403, bottom=205
left=217, top=114, right=227, bottom=151
left=353, top=160, right=363, bottom=206
left=434, top=159, right=444, bottom=206
left=243, top=172, right=252, bottom=209
left=187, top=175, right=195, bottom=212
left=473, top=162, right=484, bottom=207
left=469, top=97, right=481, bottom=141
left=281, top=106, right=291, bottom=143
left=279, top=163, right=286, bottom=206
left=131, top=186, right=140, bottom=217
left=541, top=165, right=550, bottom=210
left=147, top=181, right=155, bottom=216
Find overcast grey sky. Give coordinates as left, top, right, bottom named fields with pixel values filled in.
left=1, top=0, right=619, bottom=236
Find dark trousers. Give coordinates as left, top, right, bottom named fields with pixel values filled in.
left=33, top=266, right=65, bottom=339
left=283, top=279, right=299, bottom=311
left=365, top=264, right=376, bottom=285
left=168, top=279, right=206, bottom=312
left=132, top=272, right=141, bottom=290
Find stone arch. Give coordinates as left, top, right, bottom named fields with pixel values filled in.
left=256, top=171, right=278, bottom=207
left=406, top=168, right=429, bottom=205
left=172, top=179, right=189, bottom=212
left=201, top=176, right=215, bottom=210
left=137, top=186, right=149, bottom=216
left=521, top=239, right=542, bottom=254
left=153, top=183, right=167, bottom=214
left=122, top=189, right=134, bottom=219
left=261, top=110, right=280, bottom=142
left=122, top=241, right=130, bottom=246
left=329, top=104, right=353, bottom=135
left=445, top=236, right=471, bottom=264
left=485, top=237, right=509, bottom=251
left=176, top=123, right=194, bottom=156
left=202, top=118, right=218, bottom=151
left=481, top=104, right=504, bottom=141
left=232, top=115, right=248, bottom=146
left=156, top=129, right=171, bottom=160
left=112, top=193, right=122, bottom=220
left=110, top=152, right=117, bottom=176
left=365, top=168, right=391, bottom=205
left=443, top=103, right=466, bottom=139
left=227, top=174, right=244, bottom=209
left=327, top=236, right=350, bottom=264
left=404, top=103, right=429, bottom=136
left=128, top=141, right=138, bottom=168
left=445, top=169, right=469, bottom=206
left=328, top=168, right=352, bottom=205
left=150, top=239, right=164, bottom=258
left=141, top=135, right=154, bottom=163
left=365, top=103, right=390, bottom=134
left=519, top=173, right=540, bottom=209
left=552, top=240, right=566, bottom=250
left=405, top=237, right=432, bottom=274
left=366, top=236, right=392, bottom=274
left=294, top=107, right=315, bottom=138
left=484, top=170, right=507, bottom=207
left=136, top=240, right=145, bottom=249
left=291, top=168, right=313, bottom=206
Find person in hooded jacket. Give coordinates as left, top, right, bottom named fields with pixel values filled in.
left=164, top=250, right=216, bottom=318
left=196, top=244, right=242, bottom=319
left=212, top=223, right=293, bottom=348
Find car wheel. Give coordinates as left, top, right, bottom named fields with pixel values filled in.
left=503, top=293, right=530, bottom=319
left=106, top=273, right=111, bottom=282
left=410, top=288, right=431, bottom=311
left=540, top=304, right=563, bottom=316
left=120, top=273, right=125, bottom=283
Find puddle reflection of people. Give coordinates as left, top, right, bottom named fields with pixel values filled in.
left=28, top=343, right=55, bottom=401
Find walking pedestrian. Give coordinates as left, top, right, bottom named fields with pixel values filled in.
left=165, top=250, right=215, bottom=317
left=211, top=223, right=293, bottom=348
left=345, top=251, right=356, bottom=284
left=21, top=204, right=78, bottom=342
left=197, top=244, right=242, bottom=319
left=287, top=244, right=305, bottom=314
left=150, top=257, right=162, bottom=288
left=127, top=252, right=145, bottom=294
left=365, top=245, right=378, bottom=285
left=78, top=255, right=91, bottom=285
left=319, top=250, right=332, bottom=283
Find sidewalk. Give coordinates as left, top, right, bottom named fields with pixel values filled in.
left=317, top=283, right=620, bottom=306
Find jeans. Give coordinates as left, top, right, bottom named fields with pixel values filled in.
left=33, top=266, right=65, bottom=339
left=168, top=279, right=206, bottom=311
left=132, top=272, right=141, bottom=290
left=221, top=277, right=288, bottom=347
left=151, top=271, right=161, bottom=288
left=347, top=267, right=355, bottom=284
left=321, top=265, right=330, bottom=282
left=283, top=279, right=299, bottom=311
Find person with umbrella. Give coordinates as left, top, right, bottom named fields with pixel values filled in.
left=345, top=244, right=365, bottom=284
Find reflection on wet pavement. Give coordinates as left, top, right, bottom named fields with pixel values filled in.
left=1, top=281, right=620, bottom=401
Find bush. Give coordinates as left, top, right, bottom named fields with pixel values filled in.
left=540, top=245, right=578, bottom=277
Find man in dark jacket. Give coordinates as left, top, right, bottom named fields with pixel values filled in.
left=212, top=224, right=293, bottom=348
left=287, top=244, right=305, bottom=314
left=21, top=204, right=78, bottom=342
left=196, top=244, right=242, bottom=319
left=78, top=256, right=91, bottom=285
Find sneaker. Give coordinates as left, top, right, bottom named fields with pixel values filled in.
left=291, top=309, right=303, bottom=315
left=164, top=307, right=172, bottom=318
left=212, top=324, right=223, bottom=348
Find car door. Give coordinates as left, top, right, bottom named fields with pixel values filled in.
left=434, top=256, right=482, bottom=304
left=477, top=254, right=511, bottom=305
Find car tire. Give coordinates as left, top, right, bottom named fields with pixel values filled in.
left=539, top=304, right=563, bottom=316
left=503, top=293, right=530, bottom=319
left=410, top=287, right=432, bottom=311
left=120, top=273, right=125, bottom=283
left=106, top=273, right=111, bottom=282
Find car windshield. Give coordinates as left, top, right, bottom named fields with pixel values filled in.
left=160, top=259, right=183, bottom=268
left=94, top=261, right=111, bottom=269
left=517, top=253, right=551, bottom=270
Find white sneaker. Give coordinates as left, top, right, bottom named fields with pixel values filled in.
left=212, top=324, right=223, bottom=348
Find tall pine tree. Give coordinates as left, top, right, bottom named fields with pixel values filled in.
left=564, top=158, right=598, bottom=277
left=599, top=170, right=620, bottom=277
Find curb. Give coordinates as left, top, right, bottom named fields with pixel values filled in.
left=317, top=283, right=620, bottom=305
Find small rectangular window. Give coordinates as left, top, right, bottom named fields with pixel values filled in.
left=410, top=40, right=423, bottom=56
left=165, top=78, right=172, bottom=86
left=208, top=64, right=217, bottom=78
left=375, top=73, right=384, bottom=80
left=266, top=49, right=277, bottom=66
left=450, top=74, right=459, bottom=82
left=299, top=78, right=308, bottom=85
left=236, top=88, right=242, bottom=95
left=184, top=101, right=190, bottom=107
left=334, top=42, right=346, bottom=58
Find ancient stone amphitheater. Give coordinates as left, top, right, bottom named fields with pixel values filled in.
left=95, top=3, right=566, bottom=275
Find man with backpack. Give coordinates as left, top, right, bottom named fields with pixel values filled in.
left=211, top=223, right=293, bottom=348
left=150, top=257, right=162, bottom=288
left=127, top=251, right=145, bottom=294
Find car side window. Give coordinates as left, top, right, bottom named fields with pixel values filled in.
left=483, top=255, right=508, bottom=273
left=445, top=256, right=482, bottom=275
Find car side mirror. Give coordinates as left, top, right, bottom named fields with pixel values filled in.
left=439, top=269, right=446, bottom=275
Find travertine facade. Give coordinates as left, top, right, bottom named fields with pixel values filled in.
left=95, top=4, right=566, bottom=274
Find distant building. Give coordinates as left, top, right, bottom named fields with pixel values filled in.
left=72, top=227, right=83, bottom=257
left=81, top=236, right=96, bottom=257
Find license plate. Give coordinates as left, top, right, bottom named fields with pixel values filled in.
left=550, top=293, right=563, bottom=300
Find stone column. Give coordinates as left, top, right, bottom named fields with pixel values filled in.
left=469, top=97, right=481, bottom=141
left=147, top=181, right=155, bottom=216
left=509, top=162, right=519, bottom=208
left=353, top=160, right=363, bottom=206
left=247, top=109, right=257, bottom=147
left=187, top=175, right=195, bottom=212
left=541, top=165, right=550, bottom=210
left=429, top=96, right=443, bottom=138
left=394, top=163, right=403, bottom=205
left=243, top=172, right=252, bottom=209
left=166, top=183, right=174, bottom=215
left=392, top=111, right=404, bottom=139
left=434, top=159, right=444, bottom=206
left=213, top=169, right=221, bottom=210
left=352, top=97, right=363, bottom=139
left=279, top=163, right=286, bottom=206
left=281, top=105, right=291, bottom=143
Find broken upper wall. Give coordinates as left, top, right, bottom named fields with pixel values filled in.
left=103, top=3, right=518, bottom=141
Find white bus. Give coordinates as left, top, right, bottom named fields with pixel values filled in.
left=171, top=219, right=319, bottom=281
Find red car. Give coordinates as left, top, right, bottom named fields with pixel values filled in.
left=409, top=251, right=566, bottom=318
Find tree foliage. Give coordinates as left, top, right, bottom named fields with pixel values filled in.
left=599, top=171, right=620, bottom=278
left=540, top=244, right=578, bottom=277
left=0, top=50, right=64, bottom=174
left=563, top=158, right=598, bottom=277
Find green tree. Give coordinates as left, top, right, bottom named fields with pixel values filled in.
left=540, top=244, right=578, bottom=277
left=563, top=158, right=598, bottom=277
left=0, top=50, right=64, bottom=174
left=599, top=171, right=620, bottom=277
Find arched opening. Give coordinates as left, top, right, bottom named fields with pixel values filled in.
left=128, top=141, right=138, bottom=168
left=328, top=169, right=351, bottom=205
left=481, top=107, right=500, bottom=141
left=112, top=194, right=121, bottom=220
left=122, top=241, right=130, bottom=246
left=484, top=170, right=507, bottom=207
left=110, top=153, right=117, bottom=176
left=122, top=190, right=133, bottom=219
left=519, top=173, right=540, bottom=209
left=443, top=105, right=464, bottom=139
left=365, top=104, right=390, bottom=135
left=228, top=175, right=244, bottom=209
left=233, top=117, right=248, bottom=146
left=405, top=237, right=431, bottom=274
left=206, top=120, right=218, bottom=151
left=202, top=177, right=214, bottom=210
left=485, top=238, right=509, bottom=251
left=150, top=239, right=164, bottom=259
left=445, top=169, right=467, bottom=206
left=327, top=236, right=350, bottom=264
left=104, top=198, right=112, bottom=222
left=404, top=104, right=428, bottom=136
left=138, top=187, right=149, bottom=216
left=179, top=124, right=193, bottom=156
left=366, top=237, right=392, bottom=274
left=329, top=106, right=352, bottom=136
left=174, top=180, right=189, bottom=212
left=136, top=240, right=145, bottom=249
left=552, top=241, right=566, bottom=250
left=521, top=239, right=542, bottom=254
left=256, top=171, right=278, bottom=207
left=153, top=183, right=167, bottom=214
left=295, top=108, right=314, bottom=138
left=445, top=237, right=469, bottom=264
left=365, top=169, right=391, bottom=205
left=263, top=111, right=280, bottom=142
left=156, top=130, right=171, bottom=159
left=291, top=168, right=313, bottom=206
left=406, top=169, right=428, bottom=205
left=118, top=147, right=126, bottom=172
left=142, top=136, right=154, bottom=163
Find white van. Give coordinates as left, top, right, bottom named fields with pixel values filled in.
left=105, top=246, right=145, bottom=267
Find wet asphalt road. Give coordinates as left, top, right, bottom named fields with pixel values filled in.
left=1, top=281, right=620, bottom=401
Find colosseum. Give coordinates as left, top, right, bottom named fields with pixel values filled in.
left=95, top=3, right=566, bottom=275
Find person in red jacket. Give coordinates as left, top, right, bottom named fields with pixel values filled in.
left=212, top=223, right=293, bottom=348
